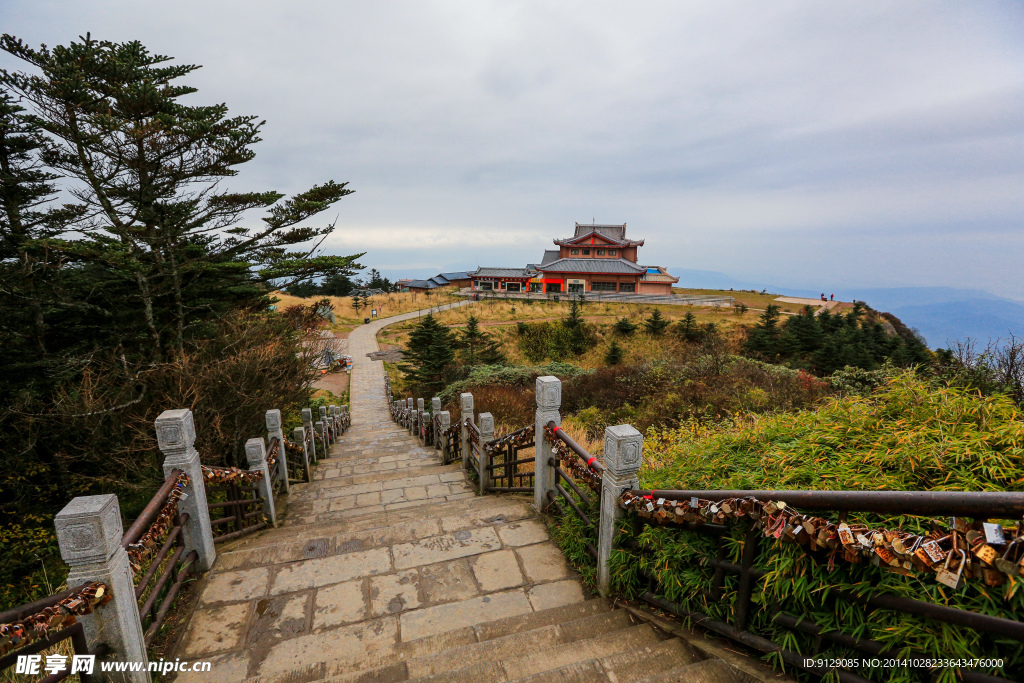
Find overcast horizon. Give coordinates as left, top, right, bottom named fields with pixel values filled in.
left=3, top=1, right=1023, bottom=299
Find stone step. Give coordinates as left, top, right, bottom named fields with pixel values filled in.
left=597, top=638, right=707, bottom=683
left=259, top=494, right=534, bottom=540
left=239, top=600, right=611, bottom=683
left=633, top=658, right=756, bottom=683
left=496, top=623, right=665, bottom=681
left=313, top=462, right=463, bottom=488
left=402, top=609, right=637, bottom=679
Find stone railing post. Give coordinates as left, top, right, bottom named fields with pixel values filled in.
left=319, top=406, right=330, bottom=442
left=302, top=408, right=317, bottom=461
left=460, top=392, right=474, bottom=471
left=417, top=398, right=425, bottom=445
left=329, top=405, right=338, bottom=436
left=265, top=409, right=290, bottom=496
left=478, top=413, right=494, bottom=495
left=155, top=409, right=216, bottom=572
left=245, top=438, right=276, bottom=526
left=534, top=376, right=561, bottom=512
left=391, top=400, right=398, bottom=423
left=342, top=404, right=349, bottom=430
left=598, top=425, right=643, bottom=597
left=407, top=398, right=415, bottom=434
left=293, top=426, right=312, bottom=482
left=316, top=419, right=328, bottom=456
left=438, top=411, right=451, bottom=462
left=55, top=495, right=150, bottom=682
left=431, top=398, right=442, bottom=448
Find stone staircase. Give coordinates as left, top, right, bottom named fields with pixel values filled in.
left=171, top=303, right=773, bottom=683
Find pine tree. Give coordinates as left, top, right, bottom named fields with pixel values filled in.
left=461, top=315, right=484, bottom=365
left=614, top=317, right=637, bottom=335
left=676, top=312, right=699, bottom=342
left=399, top=314, right=455, bottom=393
left=1, top=34, right=363, bottom=358
left=605, top=340, right=625, bottom=366
left=644, top=309, right=670, bottom=335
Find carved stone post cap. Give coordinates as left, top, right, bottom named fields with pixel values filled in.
left=55, top=495, right=122, bottom=565
left=417, top=398, right=425, bottom=410
left=155, top=409, right=196, bottom=451
left=301, top=407, right=313, bottom=424
left=459, top=392, right=474, bottom=410
left=315, top=420, right=324, bottom=429
left=439, top=410, right=451, bottom=427
left=432, top=398, right=442, bottom=412
left=330, top=405, right=337, bottom=415
left=478, top=412, right=494, bottom=435
left=292, top=426, right=306, bottom=439
left=245, top=437, right=267, bottom=468
left=603, top=424, right=643, bottom=477
left=265, top=408, right=283, bottom=430
left=319, top=406, right=328, bottom=418
left=407, top=398, right=414, bottom=408
left=535, top=376, right=562, bottom=409
left=342, top=405, right=348, bottom=412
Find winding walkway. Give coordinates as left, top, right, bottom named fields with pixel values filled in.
left=173, top=304, right=771, bottom=683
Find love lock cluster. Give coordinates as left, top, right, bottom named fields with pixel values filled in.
left=618, top=492, right=1022, bottom=590
left=485, top=425, right=535, bottom=454
left=0, top=582, right=110, bottom=656
left=126, top=472, right=191, bottom=571
left=201, top=464, right=264, bottom=486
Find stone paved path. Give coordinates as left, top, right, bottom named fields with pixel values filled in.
left=173, top=304, right=772, bottom=683
left=174, top=303, right=591, bottom=680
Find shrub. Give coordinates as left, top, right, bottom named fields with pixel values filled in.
left=605, top=341, right=625, bottom=366
left=644, top=309, right=670, bottom=335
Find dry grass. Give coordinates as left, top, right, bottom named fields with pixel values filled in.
left=671, top=287, right=783, bottom=310
left=271, top=288, right=465, bottom=327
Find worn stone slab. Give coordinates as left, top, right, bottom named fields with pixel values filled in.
left=258, top=616, right=399, bottom=675
left=249, top=592, right=311, bottom=643
left=174, top=651, right=249, bottom=682
left=271, top=547, right=391, bottom=594
left=400, top=590, right=533, bottom=641
left=527, top=580, right=585, bottom=611
left=497, top=520, right=550, bottom=547
left=313, top=579, right=366, bottom=629
left=392, top=527, right=501, bottom=569
left=371, top=569, right=421, bottom=617
left=200, top=567, right=270, bottom=604
left=516, top=542, right=571, bottom=583
left=178, top=602, right=251, bottom=657
left=419, top=559, right=480, bottom=604
left=471, top=550, right=525, bottom=592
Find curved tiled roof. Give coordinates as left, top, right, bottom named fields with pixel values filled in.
left=471, top=267, right=536, bottom=278
left=536, top=258, right=646, bottom=274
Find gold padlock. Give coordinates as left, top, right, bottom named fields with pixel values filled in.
left=936, top=548, right=966, bottom=590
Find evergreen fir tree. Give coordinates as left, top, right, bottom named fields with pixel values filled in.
left=614, top=317, right=637, bottom=335
left=676, top=312, right=699, bottom=342
left=605, top=340, right=625, bottom=366
left=399, top=314, right=455, bottom=393
left=644, top=309, right=670, bottom=335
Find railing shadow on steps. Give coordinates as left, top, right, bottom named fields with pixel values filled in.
left=387, top=375, right=1024, bottom=683
left=0, top=402, right=350, bottom=682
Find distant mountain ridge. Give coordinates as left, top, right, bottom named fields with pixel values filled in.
left=668, top=268, right=1023, bottom=349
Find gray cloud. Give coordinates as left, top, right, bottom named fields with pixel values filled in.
left=2, top=0, right=1022, bottom=295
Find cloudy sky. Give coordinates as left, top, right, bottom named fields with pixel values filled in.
left=3, top=1, right=1023, bottom=297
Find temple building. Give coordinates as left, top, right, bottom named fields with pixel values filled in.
left=469, top=223, right=678, bottom=295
